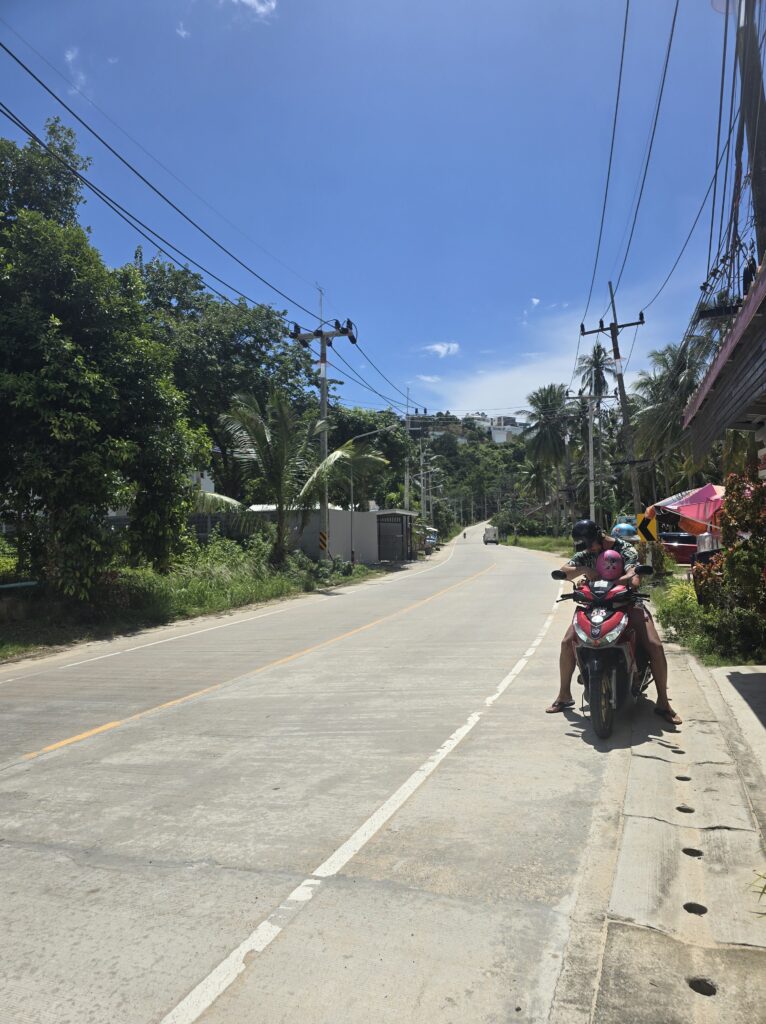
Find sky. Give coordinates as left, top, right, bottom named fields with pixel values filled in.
left=0, top=0, right=729, bottom=417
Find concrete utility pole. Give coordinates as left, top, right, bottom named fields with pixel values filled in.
left=737, top=0, right=766, bottom=262
left=290, top=309, right=358, bottom=560
left=588, top=371, right=596, bottom=522
left=404, top=387, right=411, bottom=511
left=580, top=284, right=644, bottom=517
left=318, top=288, right=328, bottom=560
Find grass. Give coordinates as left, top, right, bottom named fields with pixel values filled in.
left=504, top=535, right=572, bottom=558
left=0, top=536, right=382, bottom=664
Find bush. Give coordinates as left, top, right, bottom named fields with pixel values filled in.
left=0, top=535, right=18, bottom=582
left=654, top=580, right=766, bottom=664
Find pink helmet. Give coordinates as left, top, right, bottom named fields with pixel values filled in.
left=595, top=549, right=624, bottom=581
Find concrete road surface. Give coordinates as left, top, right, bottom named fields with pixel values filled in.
left=1, top=524, right=764, bottom=1023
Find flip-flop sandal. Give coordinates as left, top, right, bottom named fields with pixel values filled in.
left=546, top=700, right=575, bottom=714
left=654, top=705, right=682, bottom=726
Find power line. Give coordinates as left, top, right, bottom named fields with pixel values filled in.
left=709, top=0, right=731, bottom=275
left=0, top=101, right=413, bottom=419
left=0, top=15, right=320, bottom=295
left=570, top=0, right=631, bottom=387
left=642, top=100, right=741, bottom=312
left=0, top=38, right=328, bottom=324
left=0, top=36, right=432, bottom=424
left=582, top=0, right=630, bottom=323
left=0, top=102, right=258, bottom=308
left=354, top=340, right=426, bottom=408
left=609, top=0, right=680, bottom=302
left=716, top=28, right=739, bottom=262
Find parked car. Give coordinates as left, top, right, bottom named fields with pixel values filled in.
left=660, top=531, right=697, bottom=565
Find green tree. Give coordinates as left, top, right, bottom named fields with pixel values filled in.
left=576, top=342, right=615, bottom=399
left=519, top=384, right=568, bottom=532
left=0, top=125, right=206, bottom=594
left=0, top=117, right=90, bottom=226
left=139, top=257, right=318, bottom=499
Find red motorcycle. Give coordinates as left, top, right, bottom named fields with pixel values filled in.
left=551, top=565, right=654, bottom=738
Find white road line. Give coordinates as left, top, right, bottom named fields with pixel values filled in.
left=158, top=589, right=563, bottom=1024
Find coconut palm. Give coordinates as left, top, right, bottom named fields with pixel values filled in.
left=576, top=342, right=615, bottom=399
left=221, top=391, right=387, bottom=564
left=518, top=384, right=568, bottom=531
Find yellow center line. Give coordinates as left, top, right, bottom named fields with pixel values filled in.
left=22, top=563, right=494, bottom=762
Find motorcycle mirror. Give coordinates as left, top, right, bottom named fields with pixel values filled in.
left=551, top=569, right=568, bottom=580
left=635, top=565, right=654, bottom=576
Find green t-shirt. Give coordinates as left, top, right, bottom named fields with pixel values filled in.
left=566, top=536, right=639, bottom=571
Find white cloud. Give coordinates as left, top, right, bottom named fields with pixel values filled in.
left=531, top=297, right=541, bottom=306
left=176, top=21, right=190, bottom=38
left=107, top=56, right=119, bottom=64
left=229, top=0, right=278, bottom=15
left=417, top=374, right=441, bottom=384
left=423, top=342, right=459, bottom=358
left=63, top=47, right=87, bottom=95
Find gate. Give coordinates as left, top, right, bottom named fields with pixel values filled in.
left=378, top=513, right=408, bottom=561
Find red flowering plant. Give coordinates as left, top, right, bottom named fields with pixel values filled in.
left=716, top=471, right=766, bottom=614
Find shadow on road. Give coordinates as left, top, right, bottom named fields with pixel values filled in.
left=556, top=694, right=678, bottom=753
left=724, top=669, right=766, bottom=734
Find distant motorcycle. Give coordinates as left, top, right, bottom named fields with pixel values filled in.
left=551, top=564, right=654, bottom=738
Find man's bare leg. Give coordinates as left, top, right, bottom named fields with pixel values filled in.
left=546, top=626, right=577, bottom=712
left=632, top=611, right=682, bottom=724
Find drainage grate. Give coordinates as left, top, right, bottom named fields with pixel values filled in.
left=682, top=847, right=704, bottom=858
left=676, top=804, right=695, bottom=813
left=676, top=775, right=691, bottom=781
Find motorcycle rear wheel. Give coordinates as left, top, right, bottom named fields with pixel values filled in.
left=589, top=663, right=615, bottom=738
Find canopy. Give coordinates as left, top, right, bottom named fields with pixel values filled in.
left=646, top=484, right=725, bottom=536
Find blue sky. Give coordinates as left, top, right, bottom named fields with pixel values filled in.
left=1, top=0, right=726, bottom=415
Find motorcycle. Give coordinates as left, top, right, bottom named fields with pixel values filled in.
left=551, top=565, right=654, bottom=738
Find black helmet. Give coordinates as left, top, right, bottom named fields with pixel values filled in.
left=571, top=519, right=601, bottom=552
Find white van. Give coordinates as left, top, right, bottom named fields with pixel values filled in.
left=483, top=526, right=499, bottom=545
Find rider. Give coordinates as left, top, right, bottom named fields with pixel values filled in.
left=545, top=518, right=681, bottom=725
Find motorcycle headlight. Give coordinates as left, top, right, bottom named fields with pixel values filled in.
left=574, top=621, right=590, bottom=643
left=603, top=614, right=628, bottom=644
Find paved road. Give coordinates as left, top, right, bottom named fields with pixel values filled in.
left=1, top=524, right=764, bottom=1023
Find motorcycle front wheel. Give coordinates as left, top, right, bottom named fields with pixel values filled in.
left=589, top=663, right=615, bottom=738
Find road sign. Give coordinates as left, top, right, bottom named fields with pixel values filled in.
left=637, top=513, right=658, bottom=543
left=319, top=530, right=328, bottom=552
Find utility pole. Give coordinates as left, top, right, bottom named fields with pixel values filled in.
left=290, top=311, right=358, bottom=560
left=580, top=284, right=644, bottom=517
left=588, top=371, right=596, bottom=522
left=318, top=287, right=328, bottom=560
left=404, top=387, right=411, bottom=511
left=738, top=0, right=766, bottom=262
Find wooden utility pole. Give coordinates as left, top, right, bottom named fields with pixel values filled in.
left=580, top=285, right=645, bottom=516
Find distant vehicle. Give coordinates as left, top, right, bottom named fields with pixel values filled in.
left=483, top=526, right=499, bottom=545
left=660, top=531, right=697, bottom=565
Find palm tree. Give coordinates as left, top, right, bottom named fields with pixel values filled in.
left=633, top=339, right=715, bottom=493
left=221, top=391, right=386, bottom=564
left=519, top=384, right=568, bottom=532
left=576, top=342, right=615, bottom=399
